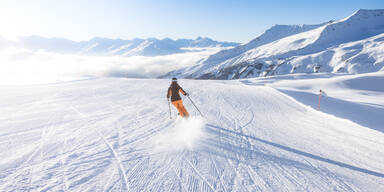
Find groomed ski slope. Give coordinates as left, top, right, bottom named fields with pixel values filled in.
left=0, top=75, right=383, bottom=191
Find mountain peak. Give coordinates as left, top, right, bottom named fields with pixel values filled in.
left=348, top=9, right=384, bottom=19
left=196, top=36, right=213, bottom=41
left=170, top=9, right=384, bottom=80
left=355, top=9, right=384, bottom=15
left=4, top=35, right=238, bottom=57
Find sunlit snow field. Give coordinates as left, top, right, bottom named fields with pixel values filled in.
left=0, top=72, right=383, bottom=191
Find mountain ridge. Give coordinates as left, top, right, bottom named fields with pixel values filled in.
left=165, top=9, right=384, bottom=79
left=0, top=36, right=240, bottom=56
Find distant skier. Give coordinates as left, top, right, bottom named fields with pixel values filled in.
left=319, top=89, right=327, bottom=97
left=167, top=78, right=189, bottom=118
left=318, top=89, right=327, bottom=110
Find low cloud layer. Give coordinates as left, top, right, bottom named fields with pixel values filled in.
left=0, top=47, right=222, bottom=85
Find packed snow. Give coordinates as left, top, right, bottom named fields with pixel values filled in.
left=1, top=72, right=383, bottom=191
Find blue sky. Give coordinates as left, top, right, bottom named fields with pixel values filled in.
left=0, top=0, right=382, bottom=43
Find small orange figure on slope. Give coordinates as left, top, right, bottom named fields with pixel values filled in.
left=167, top=78, right=189, bottom=118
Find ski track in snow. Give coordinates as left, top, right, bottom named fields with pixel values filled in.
left=0, top=77, right=383, bottom=191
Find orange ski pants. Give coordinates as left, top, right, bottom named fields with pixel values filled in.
left=172, top=100, right=189, bottom=117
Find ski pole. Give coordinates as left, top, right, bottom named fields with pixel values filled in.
left=187, top=95, right=203, bottom=117
left=167, top=99, right=172, bottom=119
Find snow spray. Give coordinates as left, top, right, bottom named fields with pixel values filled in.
left=152, top=116, right=206, bottom=152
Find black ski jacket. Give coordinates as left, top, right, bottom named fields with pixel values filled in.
left=167, top=82, right=187, bottom=102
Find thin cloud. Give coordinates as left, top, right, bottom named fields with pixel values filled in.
left=0, top=47, right=222, bottom=85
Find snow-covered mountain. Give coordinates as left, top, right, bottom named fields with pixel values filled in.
left=0, top=36, right=239, bottom=56
left=166, top=9, right=384, bottom=79
left=197, top=23, right=326, bottom=69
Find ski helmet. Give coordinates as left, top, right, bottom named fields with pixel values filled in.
left=172, top=77, right=177, bottom=82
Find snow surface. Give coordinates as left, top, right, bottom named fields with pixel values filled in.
left=1, top=72, right=383, bottom=191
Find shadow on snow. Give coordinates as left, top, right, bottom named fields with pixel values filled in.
left=204, top=124, right=384, bottom=178
left=280, top=89, right=384, bottom=133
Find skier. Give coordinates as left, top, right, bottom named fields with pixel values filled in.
left=167, top=78, right=190, bottom=118
left=318, top=89, right=327, bottom=110
left=319, top=89, right=327, bottom=97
